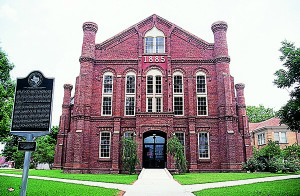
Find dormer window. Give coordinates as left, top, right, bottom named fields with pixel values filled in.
left=145, top=26, right=165, bottom=54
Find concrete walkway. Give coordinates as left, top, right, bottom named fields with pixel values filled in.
left=0, top=173, right=130, bottom=191
left=124, top=168, right=194, bottom=196
left=1, top=170, right=300, bottom=195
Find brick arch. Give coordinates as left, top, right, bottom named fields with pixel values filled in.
left=99, top=67, right=117, bottom=77
left=122, top=67, right=138, bottom=76
left=172, top=68, right=187, bottom=77
left=194, top=67, right=209, bottom=76
left=143, top=64, right=166, bottom=76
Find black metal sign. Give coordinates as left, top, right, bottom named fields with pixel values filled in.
left=18, top=141, right=37, bottom=151
left=11, top=71, right=54, bottom=133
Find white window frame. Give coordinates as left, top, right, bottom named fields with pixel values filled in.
left=198, top=132, right=210, bottom=159
left=173, top=72, right=184, bottom=116
left=99, top=131, right=111, bottom=158
left=274, top=132, right=287, bottom=143
left=144, top=26, right=165, bottom=54
left=196, top=72, right=208, bottom=116
left=146, top=69, right=163, bottom=112
left=125, top=72, right=136, bottom=116
left=124, top=131, right=135, bottom=140
left=257, top=133, right=266, bottom=145
left=175, top=132, right=185, bottom=156
left=102, top=72, right=113, bottom=116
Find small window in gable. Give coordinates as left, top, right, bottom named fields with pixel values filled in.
left=145, top=26, right=165, bottom=54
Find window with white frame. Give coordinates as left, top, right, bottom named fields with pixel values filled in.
left=102, top=72, right=113, bottom=115
left=198, top=132, right=210, bottom=159
left=173, top=72, right=184, bottom=116
left=257, top=133, right=266, bottom=145
left=125, top=72, right=136, bottom=116
left=99, top=132, right=111, bottom=158
left=175, top=132, right=185, bottom=156
left=196, top=72, right=208, bottom=116
left=144, top=26, right=165, bottom=53
left=124, top=131, right=134, bottom=140
left=274, top=132, right=287, bottom=143
left=147, top=69, right=163, bottom=112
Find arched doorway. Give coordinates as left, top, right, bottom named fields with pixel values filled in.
left=143, top=130, right=167, bottom=168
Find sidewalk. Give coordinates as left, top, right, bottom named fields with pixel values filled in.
left=0, top=173, right=130, bottom=191
left=124, top=168, right=194, bottom=196
left=1, top=170, right=299, bottom=195
left=184, top=174, right=300, bottom=192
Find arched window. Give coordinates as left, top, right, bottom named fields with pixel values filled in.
left=144, top=26, right=165, bottom=54
left=102, top=72, right=113, bottom=116
left=196, top=72, right=208, bottom=116
left=125, top=71, right=136, bottom=116
left=146, top=69, right=163, bottom=112
left=173, top=71, right=184, bottom=116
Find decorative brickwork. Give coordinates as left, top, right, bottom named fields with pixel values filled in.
left=54, top=14, right=252, bottom=173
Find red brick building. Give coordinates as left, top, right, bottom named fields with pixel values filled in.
left=54, top=14, right=252, bottom=173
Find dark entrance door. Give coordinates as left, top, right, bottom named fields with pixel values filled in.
left=143, top=131, right=166, bottom=168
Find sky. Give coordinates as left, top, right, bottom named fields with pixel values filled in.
left=0, top=0, right=300, bottom=132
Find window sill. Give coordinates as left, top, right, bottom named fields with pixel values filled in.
left=97, top=158, right=111, bottom=162
left=198, top=159, right=211, bottom=163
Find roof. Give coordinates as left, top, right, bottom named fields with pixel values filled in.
left=96, top=14, right=214, bottom=51
left=249, top=118, right=287, bottom=133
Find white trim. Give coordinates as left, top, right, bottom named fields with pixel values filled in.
left=198, top=131, right=210, bottom=159
left=99, top=131, right=111, bottom=158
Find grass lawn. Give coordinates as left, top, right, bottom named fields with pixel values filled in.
left=0, top=169, right=137, bottom=184
left=0, top=175, right=120, bottom=196
left=193, top=178, right=300, bottom=196
left=173, top=172, right=297, bottom=185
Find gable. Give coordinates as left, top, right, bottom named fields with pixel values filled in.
left=95, top=14, right=214, bottom=60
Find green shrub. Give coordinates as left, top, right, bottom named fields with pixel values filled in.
left=268, top=157, right=285, bottom=173
left=283, top=157, right=300, bottom=173
left=242, top=157, right=265, bottom=172
left=166, top=136, right=187, bottom=174
left=121, top=138, right=140, bottom=175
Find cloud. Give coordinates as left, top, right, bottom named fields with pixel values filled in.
left=0, top=4, right=18, bottom=22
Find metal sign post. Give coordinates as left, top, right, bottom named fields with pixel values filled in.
left=10, top=71, right=54, bottom=196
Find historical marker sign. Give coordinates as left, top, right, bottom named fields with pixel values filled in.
left=11, top=71, right=54, bottom=134
left=18, top=142, right=37, bottom=151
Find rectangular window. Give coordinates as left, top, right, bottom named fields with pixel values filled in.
left=258, top=133, right=266, bottom=145
left=100, top=132, right=111, bottom=158
left=156, top=37, right=164, bottom=53
left=156, top=76, right=162, bottom=94
left=197, top=97, right=207, bottom=116
left=147, top=76, right=153, bottom=94
left=274, top=132, right=287, bottom=143
left=124, top=132, right=134, bottom=140
left=125, top=97, right=135, bottom=116
left=197, top=76, right=206, bottom=93
left=103, top=75, right=113, bottom=93
left=126, top=76, right=135, bottom=94
left=156, top=98, right=161, bottom=112
left=147, top=98, right=153, bottom=112
left=174, top=97, right=183, bottom=115
left=102, top=97, right=112, bottom=115
left=145, top=37, right=154, bottom=53
left=198, top=132, right=210, bottom=159
left=173, top=75, right=183, bottom=93
left=175, top=132, right=185, bottom=156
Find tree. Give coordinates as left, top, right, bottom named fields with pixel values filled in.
left=0, top=46, right=15, bottom=141
left=274, top=41, right=300, bottom=132
left=166, top=135, right=187, bottom=174
left=121, top=138, right=140, bottom=174
left=31, top=126, right=59, bottom=169
left=246, top=105, right=276, bottom=123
